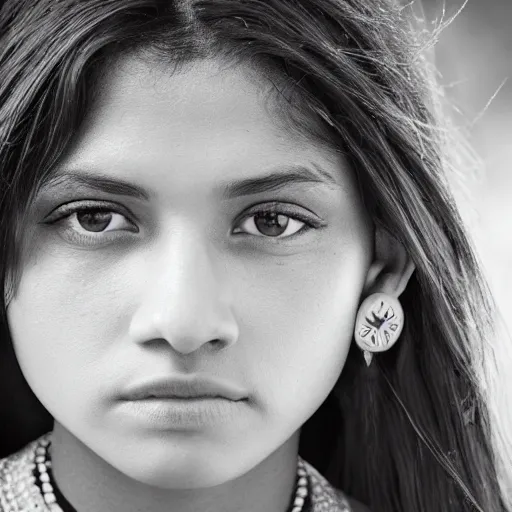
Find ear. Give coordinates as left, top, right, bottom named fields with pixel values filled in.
left=362, top=224, right=416, bottom=299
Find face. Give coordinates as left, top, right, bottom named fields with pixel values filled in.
left=7, top=55, right=373, bottom=488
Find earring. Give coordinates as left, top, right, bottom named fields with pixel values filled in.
left=354, top=292, right=404, bottom=367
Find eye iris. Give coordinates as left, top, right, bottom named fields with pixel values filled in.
left=254, top=212, right=290, bottom=236
left=76, top=211, right=112, bottom=232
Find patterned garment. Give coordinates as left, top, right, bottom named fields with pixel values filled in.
left=0, top=434, right=352, bottom=512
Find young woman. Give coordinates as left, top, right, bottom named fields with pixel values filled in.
left=0, top=0, right=509, bottom=511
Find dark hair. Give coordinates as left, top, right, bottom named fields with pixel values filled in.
left=0, top=1, right=509, bottom=511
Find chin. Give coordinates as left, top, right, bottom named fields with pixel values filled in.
left=124, top=463, right=235, bottom=490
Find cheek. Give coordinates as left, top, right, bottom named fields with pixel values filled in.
left=237, top=246, right=366, bottom=414
left=6, top=254, right=123, bottom=417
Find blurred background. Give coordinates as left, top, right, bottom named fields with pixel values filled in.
left=423, top=0, right=512, bottom=292
left=421, top=0, right=512, bottom=494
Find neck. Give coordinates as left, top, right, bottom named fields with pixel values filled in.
left=50, top=423, right=301, bottom=512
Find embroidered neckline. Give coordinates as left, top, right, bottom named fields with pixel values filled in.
left=0, top=434, right=352, bottom=512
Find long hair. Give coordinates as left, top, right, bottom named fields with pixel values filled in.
left=0, top=1, right=509, bottom=511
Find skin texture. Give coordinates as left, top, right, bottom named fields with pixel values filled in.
left=6, top=56, right=414, bottom=512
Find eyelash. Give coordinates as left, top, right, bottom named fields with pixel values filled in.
left=43, top=200, right=324, bottom=246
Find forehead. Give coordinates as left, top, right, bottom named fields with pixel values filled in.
left=54, top=53, right=352, bottom=199
left=68, top=53, right=337, bottom=157
left=76, top=55, right=294, bottom=145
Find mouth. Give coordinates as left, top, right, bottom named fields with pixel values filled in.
left=143, top=395, right=235, bottom=401
left=121, top=375, right=249, bottom=402
left=117, top=393, right=247, bottom=429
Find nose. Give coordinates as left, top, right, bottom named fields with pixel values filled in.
left=127, top=226, right=239, bottom=355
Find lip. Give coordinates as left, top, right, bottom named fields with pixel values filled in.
left=118, top=397, right=245, bottom=430
left=120, top=375, right=248, bottom=402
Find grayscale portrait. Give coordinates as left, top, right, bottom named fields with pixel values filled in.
left=0, top=1, right=511, bottom=511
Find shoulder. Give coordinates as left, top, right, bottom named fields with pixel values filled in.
left=345, top=495, right=372, bottom=512
left=300, top=456, right=371, bottom=512
left=0, top=434, right=49, bottom=509
left=332, top=488, right=372, bottom=512
left=0, top=439, right=33, bottom=488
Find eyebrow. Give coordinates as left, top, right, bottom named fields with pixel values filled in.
left=220, top=164, right=339, bottom=198
left=43, top=171, right=151, bottom=200
left=42, top=164, right=339, bottom=200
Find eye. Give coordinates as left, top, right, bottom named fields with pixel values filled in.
left=43, top=201, right=138, bottom=245
left=232, top=203, right=324, bottom=239
left=69, top=208, right=133, bottom=233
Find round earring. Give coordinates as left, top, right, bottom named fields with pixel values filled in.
left=354, top=292, right=404, bottom=367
